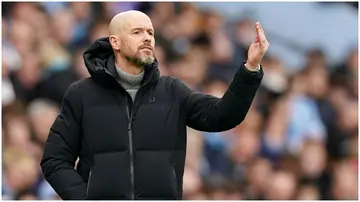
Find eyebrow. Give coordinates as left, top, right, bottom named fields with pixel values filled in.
left=131, top=27, right=154, bottom=33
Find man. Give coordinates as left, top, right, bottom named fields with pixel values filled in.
left=40, top=10, right=269, bottom=200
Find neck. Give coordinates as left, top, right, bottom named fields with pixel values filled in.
left=115, top=53, right=144, bottom=75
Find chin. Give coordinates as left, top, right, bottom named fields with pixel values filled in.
left=134, top=57, right=154, bottom=66
left=143, top=59, right=155, bottom=65
left=141, top=56, right=155, bottom=63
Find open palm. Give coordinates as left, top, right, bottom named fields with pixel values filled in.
left=246, top=22, right=270, bottom=69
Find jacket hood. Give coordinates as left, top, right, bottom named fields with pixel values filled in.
left=83, top=37, right=160, bottom=86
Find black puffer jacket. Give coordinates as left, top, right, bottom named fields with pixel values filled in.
left=40, top=37, right=264, bottom=200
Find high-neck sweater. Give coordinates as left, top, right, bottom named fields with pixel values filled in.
left=115, top=64, right=144, bottom=101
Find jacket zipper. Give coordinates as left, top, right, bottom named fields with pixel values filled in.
left=108, top=68, right=156, bottom=200
left=86, top=170, right=92, bottom=196
left=172, top=166, right=177, bottom=197
left=125, top=72, right=155, bottom=200
left=126, top=97, right=135, bottom=200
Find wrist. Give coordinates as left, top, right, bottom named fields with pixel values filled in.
left=245, top=61, right=260, bottom=71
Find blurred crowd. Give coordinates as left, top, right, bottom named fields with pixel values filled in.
left=2, top=2, right=358, bottom=200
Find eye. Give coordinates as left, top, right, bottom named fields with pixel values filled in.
left=133, top=31, right=140, bottom=35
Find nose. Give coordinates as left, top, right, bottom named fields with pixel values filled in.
left=143, top=32, right=152, bottom=43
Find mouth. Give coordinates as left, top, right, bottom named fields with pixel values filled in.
left=140, top=46, right=153, bottom=51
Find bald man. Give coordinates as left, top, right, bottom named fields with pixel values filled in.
left=41, top=10, right=268, bottom=200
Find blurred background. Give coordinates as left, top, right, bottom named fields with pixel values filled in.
left=1, top=1, right=358, bottom=200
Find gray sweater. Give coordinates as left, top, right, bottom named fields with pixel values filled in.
left=115, top=64, right=144, bottom=101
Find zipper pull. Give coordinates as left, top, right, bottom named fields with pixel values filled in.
left=128, top=121, right=132, bottom=130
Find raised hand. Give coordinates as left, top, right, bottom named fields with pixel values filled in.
left=246, top=22, right=270, bottom=70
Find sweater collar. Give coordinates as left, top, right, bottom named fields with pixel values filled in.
left=115, top=63, right=144, bottom=89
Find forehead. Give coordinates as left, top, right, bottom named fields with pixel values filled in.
left=131, top=22, right=153, bottom=30
left=125, top=17, right=153, bottom=31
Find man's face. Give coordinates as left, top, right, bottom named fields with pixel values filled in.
left=119, top=19, right=155, bottom=66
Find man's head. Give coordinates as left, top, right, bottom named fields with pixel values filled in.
left=109, top=10, right=155, bottom=67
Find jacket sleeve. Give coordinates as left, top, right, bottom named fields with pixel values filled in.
left=175, top=62, right=264, bottom=132
left=40, top=82, right=87, bottom=200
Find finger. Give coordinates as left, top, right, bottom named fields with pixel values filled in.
left=254, top=35, right=259, bottom=43
left=255, top=22, right=261, bottom=36
left=255, top=22, right=269, bottom=51
left=258, top=33, right=266, bottom=48
left=259, top=33, right=267, bottom=44
left=259, top=33, right=269, bottom=52
left=258, top=22, right=265, bottom=35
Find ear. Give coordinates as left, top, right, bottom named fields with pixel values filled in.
left=109, top=35, right=120, bottom=51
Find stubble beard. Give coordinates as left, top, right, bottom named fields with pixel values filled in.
left=120, top=42, right=155, bottom=67
left=125, top=53, right=154, bottom=67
